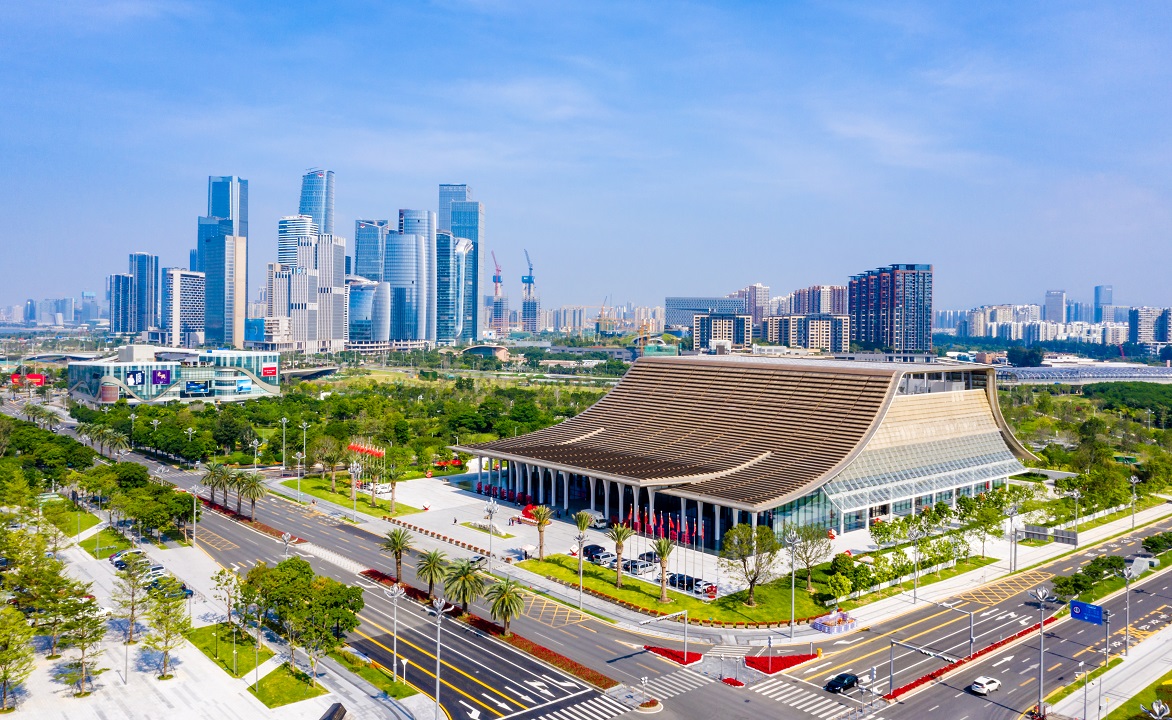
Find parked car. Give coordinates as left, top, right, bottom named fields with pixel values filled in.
left=110, top=548, right=143, bottom=565
left=692, top=579, right=717, bottom=596
left=113, top=551, right=148, bottom=570
left=582, top=544, right=606, bottom=561
left=637, top=551, right=660, bottom=564
left=593, top=552, right=617, bottom=567
left=622, top=560, right=655, bottom=575
left=469, top=555, right=487, bottom=569
left=970, top=676, right=1001, bottom=695
left=667, top=574, right=696, bottom=592
left=825, top=673, right=858, bottom=694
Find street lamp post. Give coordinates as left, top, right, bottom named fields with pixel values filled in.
left=1027, top=585, right=1056, bottom=719
left=575, top=532, right=587, bottom=610
left=1143, top=699, right=1172, bottom=720
left=384, top=585, right=407, bottom=683
left=1119, top=565, right=1140, bottom=656
left=432, top=596, right=445, bottom=720
left=281, top=532, right=291, bottom=559
left=484, top=498, right=498, bottom=571
left=785, top=527, right=799, bottom=639
left=909, top=527, right=925, bottom=603
left=349, top=461, right=361, bottom=522
left=150, top=418, right=160, bottom=451
left=185, top=427, right=195, bottom=463
left=190, top=484, right=203, bottom=545
left=1079, top=661, right=1088, bottom=720
left=280, top=417, right=288, bottom=471
left=1131, top=475, right=1142, bottom=529
left=250, top=438, right=260, bottom=474
left=294, top=452, right=305, bottom=502
left=1070, top=490, right=1082, bottom=545
left=1006, top=504, right=1020, bottom=573
left=299, top=421, right=309, bottom=475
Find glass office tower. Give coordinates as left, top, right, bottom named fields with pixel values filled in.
left=400, top=210, right=437, bottom=342
left=438, top=184, right=470, bottom=233
left=277, top=215, right=318, bottom=267
left=450, top=200, right=483, bottom=342
left=436, top=232, right=472, bottom=343
left=128, top=252, right=159, bottom=333
left=354, top=219, right=392, bottom=281
left=384, top=232, right=428, bottom=341
left=299, top=169, right=335, bottom=235
left=207, top=176, right=248, bottom=238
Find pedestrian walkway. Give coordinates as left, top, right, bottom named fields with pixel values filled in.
left=639, top=669, right=714, bottom=700
left=751, top=677, right=858, bottom=719
left=529, top=694, right=630, bottom=720
left=1050, top=619, right=1172, bottom=720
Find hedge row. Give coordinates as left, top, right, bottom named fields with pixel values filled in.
left=744, top=653, right=818, bottom=675
left=383, top=516, right=498, bottom=559
left=642, top=646, right=702, bottom=666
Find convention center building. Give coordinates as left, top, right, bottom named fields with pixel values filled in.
left=454, top=356, right=1034, bottom=545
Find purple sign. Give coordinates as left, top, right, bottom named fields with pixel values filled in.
left=151, top=369, right=172, bottom=385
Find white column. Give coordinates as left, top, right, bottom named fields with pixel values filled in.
left=648, top=489, right=656, bottom=527
left=714, top=504, right=723, bottom=550
left=617, top=482, right=624, bottom=526
left=589, top=477, right=596, bottom=512
left=538, top=468, right=545, bottom=504
left=562, top=473, right=570, bottom=511
left=603, top=480, right=611, bottom=521
left=697, top=500, right=706, bottom=549
left=751, top=512, right=758, bottom=531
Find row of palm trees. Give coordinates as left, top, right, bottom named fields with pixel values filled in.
left=381, top=527, right=527, bottom=635
left=76, top=422, right=129, bottom=457
left=200, top=462, right=268, bottom=521
left=22, top=403, right=60, bottom=432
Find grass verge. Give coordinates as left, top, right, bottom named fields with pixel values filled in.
left=331, top=651, right=415, bottom=699
left=186, top=623, right=273, bottom=678
left=247, top=662, right=327, bottom=708
left=43, top=501, right=100, bottom=537
left=838, top=557, right=998, bottom=611
left=461, top=521, right=514, bottom=539
left=1104, top=661, right=1172, bottom=719
left=1045, top=657, right=1122, bottom=708
left=79, top=529, right=132, bottom=559
left=280, top=477, right=421, bottom=519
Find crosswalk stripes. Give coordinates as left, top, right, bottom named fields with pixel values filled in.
left=751, top=677, right=852, bottom=719
left=709, top=644, right=751, bottom=656
left=641, top=669, right=715, bottom=699
left=530, top=694, right=628, bottom=720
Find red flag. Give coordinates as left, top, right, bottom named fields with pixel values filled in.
left=627, top=505, right=633, bottom=528
left=650, top=511, right=656, bottom=534
left=699, top=518, right=704, bottom=538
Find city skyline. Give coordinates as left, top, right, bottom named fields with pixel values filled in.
left=4, top=3, right=1172, bottom=310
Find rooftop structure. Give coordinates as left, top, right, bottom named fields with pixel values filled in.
left=456, top=356, right=1032, bottom=542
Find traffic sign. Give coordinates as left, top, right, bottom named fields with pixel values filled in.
left=1071, top=600, right=1103, bottom=625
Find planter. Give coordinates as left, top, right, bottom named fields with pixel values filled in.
left=636, top=699, right=662, bottom=714
left=721, top=678, right=745, bottom=687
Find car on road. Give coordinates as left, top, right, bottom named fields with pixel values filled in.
left=469, top=555, right=487, bottom=568
left=582, top=544, right=606, bottom=561
left=638, top=551, right=660, bottom=563
left=825, top=673, right=858, bottom=694
left=593, top=552, right=617, bottom=567
left=970, top=676, right=1001, bottom=695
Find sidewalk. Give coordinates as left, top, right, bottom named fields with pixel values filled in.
left=1050, top=621, right=1172, bottom=720
left=267, top=475, right=1172, bottom=647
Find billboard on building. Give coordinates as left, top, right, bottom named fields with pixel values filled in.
left=124, top=371, right=145, bottom=387
left=236, top=379, right=252, bottom=394
left=261, top=365, right=277, bottom=378
left=99, top=384, right=119, bottom=403
left=151, top=369, right=172, bottom=385
left=10, top=373, right=46, bottom=387
left=185, top=381, right=209, bottom=395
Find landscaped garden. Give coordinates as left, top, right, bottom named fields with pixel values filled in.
left=187, top=622, right=274, bottom=678
left=280, top=476, right=421, bottom=518
left=247, top=662, right=326, bottom=708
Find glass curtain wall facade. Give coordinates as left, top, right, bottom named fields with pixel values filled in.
left=347, top=280, right=391, bottom=342
left=450, top=200, right=483, bottom=342
left=354, top=219, right=391, bottom=281
left=436, top=232, right=471, bottom=343
left=107, top=274, right=135, bottom=335
left=384, top=232, right=426, bottom=340
left=399, top=210, right=436, bottom=342
left=438, top=184, right=470, bottom=232
left=277, top=215, right=317, bottom=267
left=298, top=169, right=335, bottom=234
left=128, top=252, right=159, bottom=333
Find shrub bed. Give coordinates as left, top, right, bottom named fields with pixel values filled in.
left=642, top=646, right=701, bottom=666
left=721, top=678, right=745, bottom=687
left=744, top=653, right=817, bottom=675
left=464, top=614, right=619, bottom=689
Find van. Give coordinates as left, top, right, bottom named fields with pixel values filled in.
left=584, top=511, right=608, bottom=529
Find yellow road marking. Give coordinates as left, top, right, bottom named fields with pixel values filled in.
left=354, top=628, right=460, bottom=719
left=813, top=608, right=960, bottom=675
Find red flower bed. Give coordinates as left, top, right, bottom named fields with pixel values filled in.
left=722, top=678, right=745, bottom=687
left=885, top=616, right=1057, bottom=700
left=744, top=653, right=817, bottom=675
left=643, top=646, right=702, bottom=666
left=358, top=570, right=430, bottom=603
left=200, top=498, right=304, bottom=544
left=463, top=614, right=619, bottom=689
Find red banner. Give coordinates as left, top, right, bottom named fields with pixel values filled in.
left=261, top=365, right=277, bottom=377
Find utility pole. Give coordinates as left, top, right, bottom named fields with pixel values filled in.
left=1027, top=585, right=1056, bottom=719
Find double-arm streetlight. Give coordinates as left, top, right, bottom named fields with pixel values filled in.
left=250, top=438, right=260, bottom=474
left=1119, top=565, right=1141, bottom=656
left=908, top=527, right=925, bottom=602
left=150, top=419, right=160, bottom=451
left=485, top=498, right=499, bottom=571
left=280, top=417, right=288, bottom=471
left=1069, top=490, right=1082, bottom=545
left=299, top=421, right=310, bottom=475
left=575, top=531, right=587, bottom=610
left=432, top=596, right=446, bottom=720
left=128, top=413, right=137, bottom=448
left=785, top=527, right=800, bottom=639
left=1006, top=503, right=1020, bottom=573
left=348, top=461, right=361, bottom=522
left=384, top=585, right=407, bottom=683
left=1131, top=475, right=1142, bottom=529
left=190, top=484, right=204, bottom=545
left=1027, top=585, right=1057, bottom=719
left=294, top=452, right=305, bottom=502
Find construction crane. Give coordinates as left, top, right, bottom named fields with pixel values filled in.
left=490, top=251, right=509, bottom=336
left=522, top=250, right=535, bottom=297
left=521, top=250, right=539, bottom=334
left=491, top=251, right=504, bottom=297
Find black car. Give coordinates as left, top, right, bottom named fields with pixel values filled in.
left=825, top=673, right=858, bottom=694
left=667, top=574, right=696, bottom=592
left=637, top=551, right=660, bottom=563
left=582, top=544, right=606, bottom=561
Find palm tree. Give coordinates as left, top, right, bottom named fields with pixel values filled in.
left=381, top=528, right=414, bottom=581
left=105, top=429, right=129, bottom=458
left=237, top=473, right=267, bottom=521
left=75, top=422, right=93, bottom=447
left=574, top=510, right=593, bottom=581
left=486, top=578, right=526, bottom=636
left=202, top=463, right=229, bottom=507
left=607, top=524, right=635, bottom=589
left=229, top=470, right=248, bottom=515
left=417, top=549, right=448, bottom=600
left=530, top=505, right=554, bottom=561
left=652, top=537, right=675, bottom=603
left=444, top=558, right=486, bottom=615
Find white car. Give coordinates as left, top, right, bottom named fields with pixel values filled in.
left=970, top=676, right=1001, bottom=695
left=593, top=552, right=617, bottom=567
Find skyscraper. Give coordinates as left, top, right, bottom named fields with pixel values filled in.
left=189, top=249, right=199, bottom=273
left=438, top=184, right=471, bottom=233
left=278, top=215, right=318, bottom=267
left=207, top=176, right=248, bottom=238
left=314, top=234, right=349, bottom=352
left=1094, top=285, right=1113, bottom=323
left=436, top=232, right=472, bottom=343
left=1044, top=290, right=1067, bottom=323
left=107, top=274, right=136, bottom=335
left=202, top=234, right=248, bottom=348
left=128, top=252, right=159, bottom=332
left=354, top=220, right=391, bottom=281
left=848, top=264, right=934, bottom=352
left=299, top=169, right=335, bottom=235
left=400, top=209, right=437, bottom=342
left=161, top=268, right=205, bottom=347
left=450, top=199, right=484, bottom=342
left=384, top=231, right=429, bottom=341
left=347, top=279, right=391, bottom=345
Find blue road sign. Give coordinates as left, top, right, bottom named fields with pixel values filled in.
left=1070, top=600, right=1103, bottom=625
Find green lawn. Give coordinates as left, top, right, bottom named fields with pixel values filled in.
left=1105, top=661, right=1172, bottom=719
left=1046, top=657, right=1121, bottom=708
left=461, top=521, right=514, bottom=539
left=43, top=501, right=100, bottom=538
left=280, top=477, right=421, bottom=519
left=79, top=529, right=132, bottom=559
left=187, top=622, right=273, bottom=678
left=248, top=662, right=327, bottom=708
left=331, top=651, right=415, bottom=699
left=837, top=556, right=998, bottom=611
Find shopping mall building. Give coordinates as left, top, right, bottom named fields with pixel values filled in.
left=454, top=356, right=1034, bottom=546
left=68, top=344, right=280, bottom=406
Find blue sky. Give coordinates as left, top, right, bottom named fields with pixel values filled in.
left=3, top=1, right=1171, bottom=312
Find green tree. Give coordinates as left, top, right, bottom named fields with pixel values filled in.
left=529, top=505, right=554, bottom=561
left=211, top=568, right=241, bottom=658
left=31, top=572, right=87, bottom=658
left=61, top=598, right=107, bottom=696
left=143, top=578, right=193, bottom=679
left=486, top=578, right=525, bottom=636
left=0, top=607, right=35, bottom=711
left=113, top=555, right=152, bottom=644
left=651, top=537, right=675, bottom=603
left=385, top=446, right=412, bottom=513
left=236, top=473, right=267, bottom=521
left=606, top=524, right=635, bottom=589
left=417, top=550, right=448, bottom=600
left=970, top=503, right=1005, bottom=558
left=444, top=558, right=486, bottom=615
left=826, top=573, right=852, bottom=601
left=381, top=528, right=414, bottom=581
left=719, top=524, right=783, bottom=605
left=792, top=523, right=834, bottom=592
